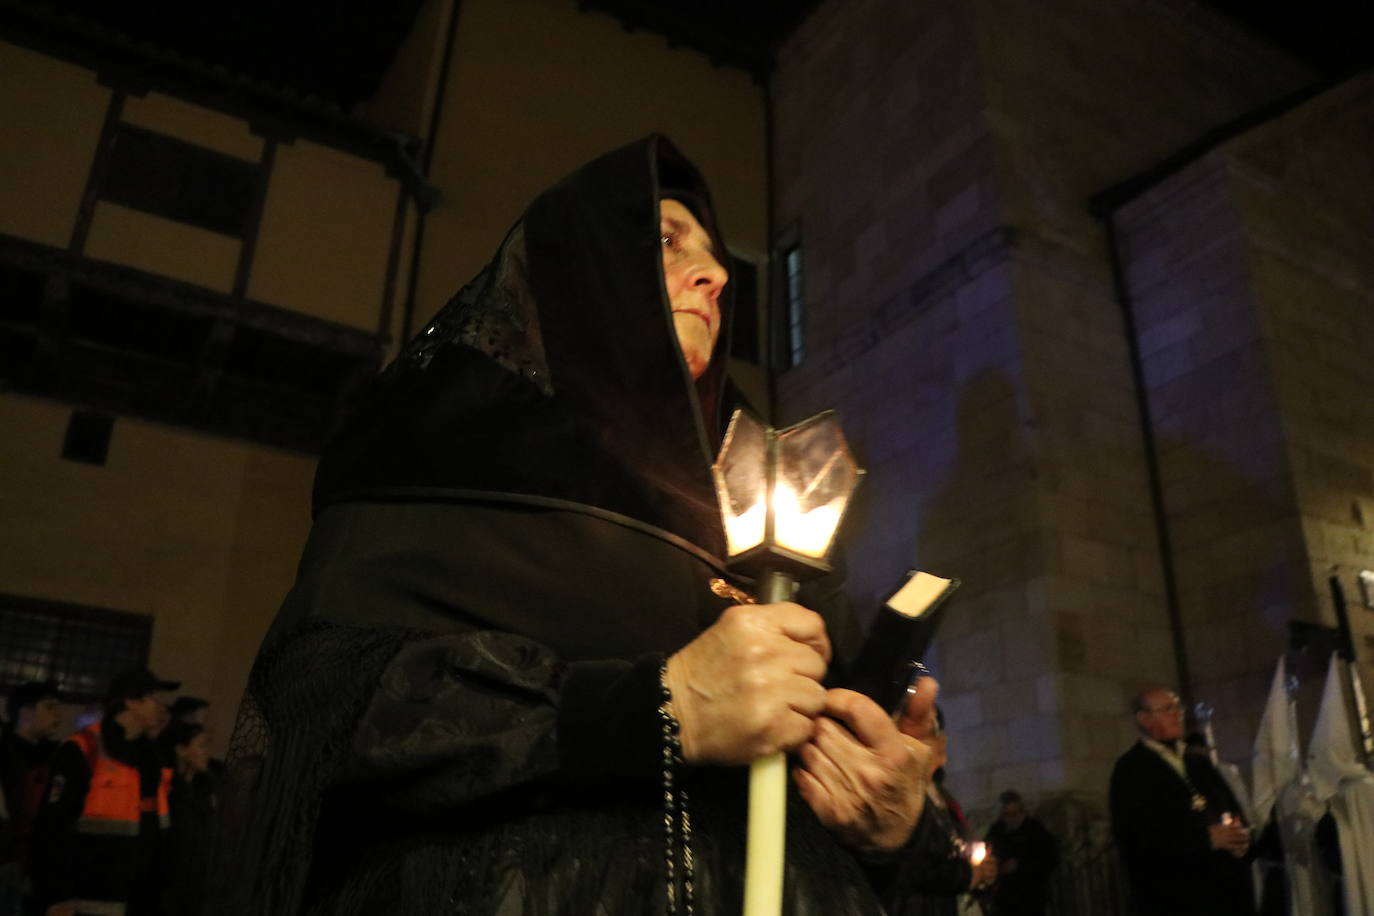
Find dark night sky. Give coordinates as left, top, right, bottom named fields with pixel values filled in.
left=6, top=0, right=1371, bottom=108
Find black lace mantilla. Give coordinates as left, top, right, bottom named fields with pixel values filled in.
left=393, top=225, right=552, bottom=395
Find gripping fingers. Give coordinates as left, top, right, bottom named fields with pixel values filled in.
left=798, top=730, right=854, bottom=794
left=780, top=639, right=829, bottom=682
left=771, top=709, right=820, bottom=755
left=751, top=602, right=832, bottom=665
left=787, top=674, right=828, bottom=718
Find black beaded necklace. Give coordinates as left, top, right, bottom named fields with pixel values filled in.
left=658, top=660, right=694, bottom=915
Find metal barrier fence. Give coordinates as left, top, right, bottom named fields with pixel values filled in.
left=1047, top=843, right=1127, bottom=916
left=1035, top=792, right=1127, bottom=916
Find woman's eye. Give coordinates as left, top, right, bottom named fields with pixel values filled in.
left=660, top=231, right=677, bottom=249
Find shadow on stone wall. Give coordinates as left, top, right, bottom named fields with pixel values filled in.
left=1148, top=425, right=1312, bottom=765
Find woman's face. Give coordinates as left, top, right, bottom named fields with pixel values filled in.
left=177, top=731, right=211, bottom=774
left=660, top=199, right=727, bottom=380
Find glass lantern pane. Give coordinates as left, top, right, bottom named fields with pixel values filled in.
left=775, top=413, right=859, bottom=558
left=712, top=409, right=769, bottom=556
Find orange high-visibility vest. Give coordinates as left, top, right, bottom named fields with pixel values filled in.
left=66, top=722, right=171, bottom=836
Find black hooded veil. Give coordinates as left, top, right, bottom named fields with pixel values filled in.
left=214, top=136, right=884, bottom=916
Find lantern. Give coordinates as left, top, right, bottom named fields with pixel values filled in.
left=712, top=407, right=864, bottom=915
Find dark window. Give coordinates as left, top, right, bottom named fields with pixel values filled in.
left=0, top=594, right=152, bottom=705
left=62, top=410, right=114, bottom=466
left=101, top=124, right=258, bottom=237
left=728, top=255, right=760, bottom=362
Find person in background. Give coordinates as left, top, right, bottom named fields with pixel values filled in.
left=982, top=789, right=1057, bottom=916
left=32, top=668, right=179, bottom=916
left=876, top=704, right=999, bottom=916
left=164, top=722, right=215, bottom=916
left=1, top=682, right=63, bottom=916
left=167, top=698, right=209, bottom=730
left=159, top=697, right=212, bottom=769
left=1109, top=687, right=1254, bottom=916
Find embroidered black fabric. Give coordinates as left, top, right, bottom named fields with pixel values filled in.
left=394, top=224, right=551, bottom=394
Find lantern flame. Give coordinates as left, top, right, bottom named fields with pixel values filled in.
left=723, top=484, right=845, bottom=559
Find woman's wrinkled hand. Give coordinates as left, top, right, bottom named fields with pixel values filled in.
left=794, top=682, right=937, bottom=854
left=665, top=602, right=831, bottom=766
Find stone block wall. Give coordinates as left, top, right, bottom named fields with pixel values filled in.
left=770, top=0, right=1315, bottom=809
left=973, top=0, right=1308, bottom=792
left=1110, top=74, right=1374, bottom=760
left=1115, top=157, right=1304, bottom=764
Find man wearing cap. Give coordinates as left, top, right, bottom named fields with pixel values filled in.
left=32, top=668, right=178, bottom=916
left=2, top=682, right=63, bottom=914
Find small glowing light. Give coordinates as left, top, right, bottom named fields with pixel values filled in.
left=1220, top=812, right=1233, bottom=826
left=772, top=486, right=842, bottom=559
left=723, top=485, right=845, bottom=559
left=969, top=842, right=987, bottom=866
left=725, top=499, right=767, bottom=555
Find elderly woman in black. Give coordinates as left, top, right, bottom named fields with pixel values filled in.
left=218, top=136, right=933, bottom=915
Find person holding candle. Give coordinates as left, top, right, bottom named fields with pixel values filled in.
left=1109, top=687, right=1256, bottom=916
left=871, top=706, right=998, bottom=916
left=982, top=789, right=1057, bottom=916
left=214, top=136, right=935, bottom=915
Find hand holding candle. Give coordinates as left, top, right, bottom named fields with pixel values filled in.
left=1208, top=812, right=1251, bottom=858
left=664, top=602, right=831, bottom=765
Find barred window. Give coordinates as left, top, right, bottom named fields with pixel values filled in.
left=0, top=594, right=152, bottom=706
left=101, top=124, right=259, bottom=237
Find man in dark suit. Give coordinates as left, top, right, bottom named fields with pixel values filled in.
left=1109, top=687, right=1255, bottom=916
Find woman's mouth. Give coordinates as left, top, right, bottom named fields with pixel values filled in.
left=674, top=308, right=714, bottom=332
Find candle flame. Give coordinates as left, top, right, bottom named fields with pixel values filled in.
left=724, top=498, right=767, bottom=555
left=723, top=484, right=844, bottom=559
left=969, top=841, right=987, bottom=866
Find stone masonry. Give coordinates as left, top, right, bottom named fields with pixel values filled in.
left=769, top=0, right=1325, bottom=822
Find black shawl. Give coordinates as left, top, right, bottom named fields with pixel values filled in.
left=312, top=134, right=730, bottom=558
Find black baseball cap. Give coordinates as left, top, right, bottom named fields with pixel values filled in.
left=7, top=681, right=60, bottom=721
left=105, top=667, right=181, bottom=703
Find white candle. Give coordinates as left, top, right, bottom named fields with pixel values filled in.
left=743, top=752, right=787, bottom=915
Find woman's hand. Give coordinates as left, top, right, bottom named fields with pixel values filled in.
left=793, top=682, right=937, bottom=854
left=665, top=602, right=831, bottom=765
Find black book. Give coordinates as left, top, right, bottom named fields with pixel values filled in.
left=846, top=570, right=959, bottom=717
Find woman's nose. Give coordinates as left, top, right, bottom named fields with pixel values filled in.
left=692, top=251, right=728, bottom=290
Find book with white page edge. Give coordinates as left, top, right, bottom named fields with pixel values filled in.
left=845, top=570, right=960, bottom=718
